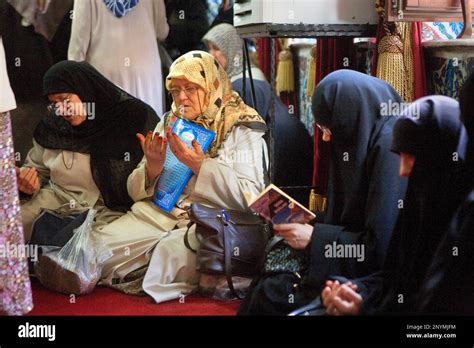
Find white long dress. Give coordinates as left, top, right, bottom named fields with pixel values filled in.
left=98, top=119, right=268, bottom=303
left=68, top=0, right=169, bottom=116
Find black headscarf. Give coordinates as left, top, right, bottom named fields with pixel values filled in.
left=415, top=76, right=474, bottom=314
left=34, top=61, right=158, bottom=212
left=351, top=96, right=469, bottom=314
left=310, top=70, right=407, bottom=273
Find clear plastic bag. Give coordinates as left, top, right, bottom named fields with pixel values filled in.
left=35, top=209, right=112, bottom=295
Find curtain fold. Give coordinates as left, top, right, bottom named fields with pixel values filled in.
left=256, top=38, right=280, bottom=82
left=412, top=22, right=427, bottom=100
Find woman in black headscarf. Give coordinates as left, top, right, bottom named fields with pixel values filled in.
left=19, top=60, right=157, bottom=240
left=415, top=75, right=474, bottom=315
left=321, top=95, right=469, bottom=316
left=306, top=70, right=407, bottom=280
left=239, top=70, right=407, bottom=315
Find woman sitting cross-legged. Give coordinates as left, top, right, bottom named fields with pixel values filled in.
left=98, top=51, right=268, bottom=303
left=19, top=61, right=158, bottom=242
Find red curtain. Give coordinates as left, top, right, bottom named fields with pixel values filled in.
left=312, top=37, right=355, bottom=195
left=256, top=38, right=280, bottom=82
left=412, top=22, right=427, bottom=100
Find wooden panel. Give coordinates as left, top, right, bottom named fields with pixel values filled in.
left=387, top=0, right=474, bottom=21
left=406, top=0, right=420, bottom=6
left=418, top=0, right=460, bottom=8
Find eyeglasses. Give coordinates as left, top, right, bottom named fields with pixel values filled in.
left=169, top=87, right=198, bottom=98
left=316, top=123, right=332, bottom=135
left=47, top=95, right=71, bottom=115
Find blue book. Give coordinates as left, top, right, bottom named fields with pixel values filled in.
left=153, top=117, right=215, bottom=213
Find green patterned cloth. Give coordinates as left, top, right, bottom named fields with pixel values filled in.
left=263, top=238, right=308, bottom=275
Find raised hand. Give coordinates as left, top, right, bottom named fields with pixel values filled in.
left=136, top=131, right=167, bottom=182
left=17, top=167, right=40, bottom=195
left=167, top=132, right=205, bottom=175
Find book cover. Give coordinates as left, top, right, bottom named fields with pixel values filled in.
left=249, top=184, right=316, bottom=224
left=153, top=117, right=215, bottom=213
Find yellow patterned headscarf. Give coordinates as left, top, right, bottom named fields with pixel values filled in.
left=166, top=50, right=266, bottom=157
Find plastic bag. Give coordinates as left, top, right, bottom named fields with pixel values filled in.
left=35, top=209, right=112, bottom=295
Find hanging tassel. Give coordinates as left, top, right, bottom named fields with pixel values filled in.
left=309, top=189, right=317, bottom=212
left=375, top=0, right=384, bottom=16
left=309, top=189, right=327, bottom=214
left=375, top=1, right=415, bottom=102
left=399, top=22, right=415, bottom=102
left=306, top=44, right=317, bottom=98
left=376, top=31, right=405, bottom=99
left=276, top=39, right=295, bottom=96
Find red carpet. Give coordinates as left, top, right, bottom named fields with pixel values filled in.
left=28, top=280, right=240, bottom=316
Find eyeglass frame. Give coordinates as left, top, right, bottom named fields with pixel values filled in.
left=47, top=94, right=72, bottom=115
left=168, top=86, right=200, bottom=98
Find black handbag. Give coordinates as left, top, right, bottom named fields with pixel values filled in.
left=28, top=209, right=90, bottom=275
left=184, top=203, right=272, bottom=298
left=30, top=209, right=90, bottom=248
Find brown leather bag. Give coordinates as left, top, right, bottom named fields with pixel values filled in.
left=184, top=203, right=272, bottom=298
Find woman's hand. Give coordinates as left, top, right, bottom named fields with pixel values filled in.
left=322, top=280, right=358, bottom=306
left=167, top=132, right=205, bottom=175
left=137, top=131, right=167, bottom=182
left=273, top=223, right=314, bottom=250
left=16, top=166, right=40, bottom=194
left=321, top=280, right=362, bottom=316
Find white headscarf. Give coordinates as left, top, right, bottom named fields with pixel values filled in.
left=165, top=51, right=266, bottom=157
left=202, top=23, right=244, bottom=80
